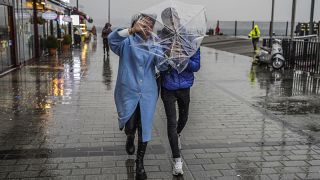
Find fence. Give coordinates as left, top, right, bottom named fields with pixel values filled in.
left=263, top=38, right=320, bottom=74
left=208, top=21, right=320, bottom=37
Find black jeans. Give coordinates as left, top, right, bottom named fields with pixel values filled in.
left=103, top=38, right=110, bottom=54
left=161, top=87, right=190, bottom=158
left=125, top=104, right=143, bottom=142
left=252, top=38, right=259, bottom=51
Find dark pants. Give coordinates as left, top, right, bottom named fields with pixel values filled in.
left=103, top=38, right=110, bottom=54
left=125, top=104, right=143, bottom=143
left=161, top=87, right=190, bottom=158
left=252, top=38, right=259, bottom=51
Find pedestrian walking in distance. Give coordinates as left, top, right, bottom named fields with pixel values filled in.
left=248, top=24, right=261, bottom=52
left=102, top=23, right=112, bottom=56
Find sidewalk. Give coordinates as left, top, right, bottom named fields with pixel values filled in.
left=0, top=38, right=320, bottom=180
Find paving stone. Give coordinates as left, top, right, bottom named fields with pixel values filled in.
left=58, top=162, right=87, bottom=169
left=7, top=171, right=40, bottom=178
left=0, top=165, right=28, bottom=172
left=0, top=160, right=17, bottom=166
left=74, top=157, right=103, bottom=162
left=185, top=159, right=213, bottom=165
left=192, top=170, right=222, bottom=177
left=85, top=174, right=115, bottom=180
left=71, top=168, right=101, bottom=175
left=195, top=153, right=221, bottom=159
left=308, top=160, right=320, bottom=166
left=282, top=160, right=308, bottom=167
left=0, top=172, right=7, bottom=179
left=187, top=164, right=204, bottom=171
left=255, top=161, right=283, bottom=168
left=203, top=163, right=231, bottom=170
left=40, top=169, right=71, bottom=176
left=27, top=164, right=58, bottom=170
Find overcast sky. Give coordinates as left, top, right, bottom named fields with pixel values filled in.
left=70, top=0, right=320, bottom=28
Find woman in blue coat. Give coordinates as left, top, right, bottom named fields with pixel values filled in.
left=108, top=14, right=165, bottom=180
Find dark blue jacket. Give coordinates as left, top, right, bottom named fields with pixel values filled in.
left=160, top=49, right=200, bottom=90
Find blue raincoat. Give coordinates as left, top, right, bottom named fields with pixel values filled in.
left=108, top=28, right=165, bottom=142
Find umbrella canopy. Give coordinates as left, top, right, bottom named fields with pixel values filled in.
left=131, top=0, right=207, bottom=73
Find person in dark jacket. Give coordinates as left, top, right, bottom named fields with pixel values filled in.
left=102, top=23, right=112, bottom=55
left=159, top=7, right=201, bottom=176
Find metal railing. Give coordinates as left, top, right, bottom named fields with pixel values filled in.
left=207, top=21, right=320, bottom=37
left=263, top=38, right=320, bottom=74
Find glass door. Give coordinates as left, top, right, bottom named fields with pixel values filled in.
left=0, top=5, right=13, bottom=73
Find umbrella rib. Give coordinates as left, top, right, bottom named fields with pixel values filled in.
left=177, top=8, right=206, bottom=33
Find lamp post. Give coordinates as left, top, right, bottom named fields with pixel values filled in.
left=290, top=0, right=296, bottom=39
left=270, top=0, right=275, bottom=43
left=270, top=0, right=275, bottom=36
left=108, top=0, right=110, bottom=23
left=76, top=0, right=79, bottom=9
left=310, top=0, right=315, bottom=35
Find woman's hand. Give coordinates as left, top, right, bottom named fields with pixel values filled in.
left=130, top=17, right=153, bottom=40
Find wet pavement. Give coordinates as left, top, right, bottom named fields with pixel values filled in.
left=202, top=36, right=254, bottom=57
left=0, top=36, right=320, bottom=180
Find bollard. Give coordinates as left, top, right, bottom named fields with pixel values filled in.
left=285, top=21, right=289, bottom=37
left=235, top=21, right=237, bottom=37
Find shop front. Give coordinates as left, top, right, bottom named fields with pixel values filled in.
left=0, top=1, right=15, bottom=74
left=0, top=0, right=71, bottom=74
left=37, top=0, right=71, bottom=55
left=15, top=0, right=36, bottom=65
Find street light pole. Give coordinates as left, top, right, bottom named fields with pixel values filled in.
left=310, top=0, right=315, bottom=35
left=270, top=0, right=275, bottom=39
left=76, top=0, right=79, bottom=9
left=290, top=0, right=296, bottom=39
left=108, top=0, right=110, bottom=23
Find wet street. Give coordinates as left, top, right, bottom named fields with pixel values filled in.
left=1, top=37, right=320, bottom=180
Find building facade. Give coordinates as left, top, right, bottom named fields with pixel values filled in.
left=0, top=0, right=71, bottom=75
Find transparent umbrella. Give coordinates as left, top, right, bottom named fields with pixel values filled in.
left=131, top=0, right=207, bottom=73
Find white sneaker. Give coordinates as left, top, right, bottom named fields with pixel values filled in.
left=178, top=134, right=182, bottom=150
left=172, top=158, right=184, bottom=176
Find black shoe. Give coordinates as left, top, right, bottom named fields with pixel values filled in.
left=135, top=142, right=147, bottom=180
left=135, top=159, right=147, bottom=180
left=126, top=135, right=135, bottom=155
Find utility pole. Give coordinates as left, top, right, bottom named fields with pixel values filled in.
left=108, top=0, right=110, bottom=23
left=270, top=0, right=275, bottom=40
left=310, top=0, right=315, bottom=35
left=290, top=0, right=296, bottom=39
left=76, top=0, right=79, bottom=9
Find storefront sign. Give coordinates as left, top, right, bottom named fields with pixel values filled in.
left=42, top=11, right=58, bottom=20
left=71, top=15, right=80, bottom=25
left=62, top=16, right=72, bottom=22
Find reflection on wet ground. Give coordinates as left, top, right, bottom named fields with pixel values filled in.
left=253, top=67, right=320, bottom=115
left=0, top=38, right=320, bottom=179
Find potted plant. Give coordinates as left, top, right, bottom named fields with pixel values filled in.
left=46, top=36, right=58, bottom=56
left=62, top=34, right=72, bottom=51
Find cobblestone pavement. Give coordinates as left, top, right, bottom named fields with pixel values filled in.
left=0, top=37, right=320, bottom=180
